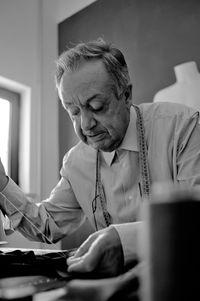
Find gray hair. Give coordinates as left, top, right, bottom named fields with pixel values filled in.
left=55, top=38, right=130, bottom=97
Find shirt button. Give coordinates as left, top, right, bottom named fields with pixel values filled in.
left=122, top=162, right=126, bottom=168
left=128, top=195, right=133, bottom=200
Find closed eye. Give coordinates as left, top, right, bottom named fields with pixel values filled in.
left=90, top=105, right=104, bottom=113
left=89, top=101, right=106, bottom=113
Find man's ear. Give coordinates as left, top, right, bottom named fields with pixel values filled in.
left=124, top=84, right=132, bottom=108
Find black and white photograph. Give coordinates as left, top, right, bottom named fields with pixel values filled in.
left=0, top=0, right=200, bottom=300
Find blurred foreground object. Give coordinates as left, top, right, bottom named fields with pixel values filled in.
left=141, top=184, right=200, bottom=301
left=66, top=263, right=141, bottom=301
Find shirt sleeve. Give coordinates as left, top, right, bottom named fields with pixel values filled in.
left=112, top=221, right=142, bottom=265
left=0, top=175, right=85, bottom=244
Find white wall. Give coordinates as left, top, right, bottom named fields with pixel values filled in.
left=55, top=0, right=97, bottom=22
left=0, top=0, right=59, bottom=248
left=0, top=0, right=42, bottom=197
left=0, top=0, right=43, bottom=248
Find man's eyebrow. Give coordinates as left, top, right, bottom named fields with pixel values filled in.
left=64, top=94, right=107, bottom=108
left=86, top=94, right=105, bottom=104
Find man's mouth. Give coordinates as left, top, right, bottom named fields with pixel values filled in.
left=87, top=132, right=106, bottom=142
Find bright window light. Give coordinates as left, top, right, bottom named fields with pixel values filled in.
left=0, top=98, right=10, bottom=174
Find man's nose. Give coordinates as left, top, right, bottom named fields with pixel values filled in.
left=81, top=110, right=96, bottom=132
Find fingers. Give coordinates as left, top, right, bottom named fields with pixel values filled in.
left=67, top=234, right=103, bottom=273
left=66, top=227, right=124, bottom=276
left=71, top=233, right=98, bottom=259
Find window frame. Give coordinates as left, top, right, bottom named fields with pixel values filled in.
left=0, top=87, right=20, bottom=184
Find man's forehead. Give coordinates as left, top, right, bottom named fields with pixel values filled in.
left=59, top=61, right=114, bottom=101
left=62, top=60, right=109, bottom=85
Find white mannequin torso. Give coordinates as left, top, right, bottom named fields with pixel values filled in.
left=153, top=61, right=200, bottom=111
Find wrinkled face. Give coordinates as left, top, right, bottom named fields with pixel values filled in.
left=58, top=60, right=132, bottom=152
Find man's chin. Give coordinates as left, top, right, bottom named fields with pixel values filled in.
left=86, top=136, right=106, bottom=150
left=79, top=136, right=120, bottom=152
left=89, top=141, right=116, bottom=152
left=80, top=134, right=117, bottom=152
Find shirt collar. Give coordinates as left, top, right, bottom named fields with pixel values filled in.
left=102, top=106, right=138, bottom=166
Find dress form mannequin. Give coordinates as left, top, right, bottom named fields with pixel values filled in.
left=153, top=61, right=200, bottom=112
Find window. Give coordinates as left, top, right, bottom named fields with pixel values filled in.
left=0, top=98, right=10, bottom=173
left=0, top=88, right=20, bottom=184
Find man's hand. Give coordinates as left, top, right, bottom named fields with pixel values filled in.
left=67, top=226, right=124, bottom=277
left=0, top=159, right=8, bottom=191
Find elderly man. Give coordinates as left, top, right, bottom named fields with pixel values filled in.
left=0, top=38, right=200, bottom=276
